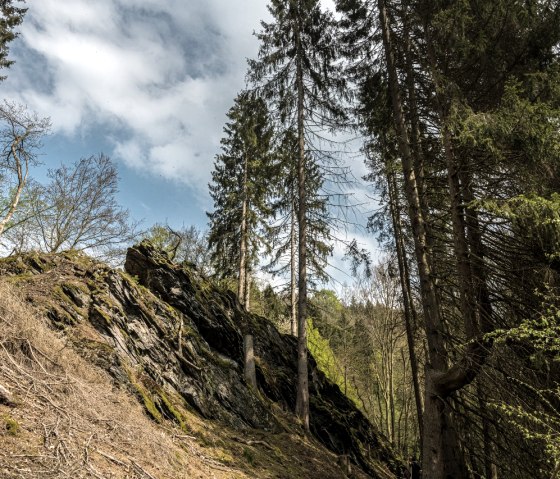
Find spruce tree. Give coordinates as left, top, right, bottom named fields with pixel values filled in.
left=249, top=0, right=346, bottom=429
left=337, top=0, right=560, bottom=477
left=267, top=128, right=333, bottom=336
left=207, top=91, right=274, bottom=308
left=0, top=0, right=26, bottom=80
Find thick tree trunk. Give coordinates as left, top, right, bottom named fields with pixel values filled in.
left=244, top=334, right=257, bottom=389
left=377, top=0, right=446, bottom=370
left=294, top=16, right=309, bottom=430
left=424, top=28, right=493, bottom=477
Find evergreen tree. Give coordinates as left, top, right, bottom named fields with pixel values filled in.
left=267, top=128, right=333, bottom=336
left=207, top=91, right=274, bottom=309
left=0, top=0, right=26, bottom=80
left=249, top=0, right=346, bottom=429
left=337, top=0, right=560, bottom=477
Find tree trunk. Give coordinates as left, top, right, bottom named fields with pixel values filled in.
left=291, top=204, right=298, bottom=336
left=387, top=167, right=424, bottom=447
left=377, top=0, right=446, bottom=370
left=244, top=334, right=257, bottom=389
left=244, top=272, right=251, bottom=312
left=294, top=13, right=309, bottom=431
left=238, top=152, right=249, bottom=309
left=377, top=1, right=464, bottom=476
left=0, top=136, right=29, bottom=236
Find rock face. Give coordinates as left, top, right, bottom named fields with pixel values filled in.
left=0, top=243, right=399, bottom=478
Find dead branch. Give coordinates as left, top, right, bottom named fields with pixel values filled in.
left=131, top=459, right=158, bottom=479
left=232, top=435, right=275, bottom=451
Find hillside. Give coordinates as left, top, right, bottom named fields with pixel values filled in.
left=0, top=242, right=399, bottom=478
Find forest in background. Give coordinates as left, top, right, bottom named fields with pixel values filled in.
left=0, top=1, right=559, bottom=478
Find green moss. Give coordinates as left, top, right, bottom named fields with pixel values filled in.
left=92, top=304, right=114, bottom=324
left=243, top=447, right=256, bottom=466
left=135, top=383, right=163, bottom=423
left=47, top=305, right=79, bottom=328
left=4, top=416, right=20, bottom=436
left=123, top=365, right=163, bottom=423
left=121, top=272, right=153, bottom=298
left=4, top=272, right=34, bottom=284
left=62, top=281, right=90, bottom=295
left=157, top=389, right=189, bottom=432
left=61, top=249, right=90, bottom=263
left=53, top=285, right=73, bottom=304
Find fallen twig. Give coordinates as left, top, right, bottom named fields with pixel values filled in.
left=131, top=459, right=158, bottom=479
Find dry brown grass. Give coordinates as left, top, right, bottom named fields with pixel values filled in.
left=0, top=281, right=253, bottom=479
left=0, top=280, right=373, bottom=479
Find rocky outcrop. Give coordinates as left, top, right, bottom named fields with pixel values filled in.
left=0, top=243, right=399, bottom=478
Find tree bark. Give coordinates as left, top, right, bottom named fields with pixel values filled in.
left=294, top=10, right=309, bottom=431
left=387, top=167, right=424, bottom=449
left=244, top=272, right=251, bottom=312
left=0, top=135, right=29, bottom=236
left=291, top=204, right=298, bottom=336
left=377, top=1, right=464, bottom=476
left=238, top=151, right=249, bottom=309
left=377, top=0, right=446, bottom=371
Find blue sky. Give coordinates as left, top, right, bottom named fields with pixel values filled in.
left=1, top=0, right=378, bottom=286
left=2, top=0, right=275, bottom=228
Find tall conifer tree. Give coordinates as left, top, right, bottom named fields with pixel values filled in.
left=207, top=91, right=274, bottom=308
left=337, top=0, right=560, bottom=476
left=0, top=0, right=26, bottom=80
left=249, top=0, right=346, bottom=429
left=267, top=128, right=333, bottom=336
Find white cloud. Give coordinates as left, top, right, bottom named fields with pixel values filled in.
left=3, top=0, right=269, bottom=192
left=3, top=0, right=382, bottom=280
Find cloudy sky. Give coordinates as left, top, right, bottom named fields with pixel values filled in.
left=1, top=0, right=378, bottom=286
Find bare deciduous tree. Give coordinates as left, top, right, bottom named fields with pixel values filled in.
left=0, top=101, right=50, bottom=235
left=3, top=154, right=140, bottom=262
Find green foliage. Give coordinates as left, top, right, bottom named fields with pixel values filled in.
left=266, top=129, right=333, bottom=287
left=142, top=223, right=211, bottom=273
left=456, top=72, right=560, bottom=175
left=307, top=318, right=340, bottom=382
left=488, top=290, right=560, bottom=472
left=307, top=318, right=358, bottom=403
left=475, top=193, right=560, bottom=262
left=0, top=1, right=26, bottom=80
left=207, top=91, right=274, bottom=279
